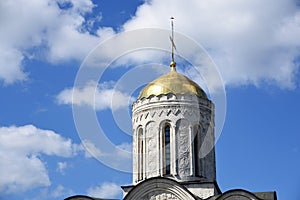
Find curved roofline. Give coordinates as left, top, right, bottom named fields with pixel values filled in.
left=124, top=176, right=198, bottom=200
left=138, top=68, right=207, bottom=100
left=214, top=189, right=277, bottom=200
left=64, top=195, right=96, bottom=200
left=64, top=195, right=117, bottom=200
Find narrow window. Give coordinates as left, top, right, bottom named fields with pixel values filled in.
left=164, top=125, right=171, bottom=174
left=194, top=125, right=201, bottom=176
left=138, top=129, right=144, bottom=180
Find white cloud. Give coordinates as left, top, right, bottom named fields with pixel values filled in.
left=0, top=125, right=78, bottom=194
left=122, top=0, right=300, bottom=89
left=0, top=46, right=26, bottom=84
left=51, top=184, right=71, bottom=198
left=51, top=185, right=65, bottom=198
left=56, top=162, right=68, bottom=175
left=87, top=182, right=121, bottom=199
left=1, top=0, right=299, bottom=89
left=56, top=81, right=131, bottom=110
left=0, top=0, right=114, bottom=84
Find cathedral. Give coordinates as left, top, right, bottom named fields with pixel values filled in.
left=65, top=22, right=277, bottom=200
left=65, top=60, right=277, bottom=200
left=119, top=60, right=277, bottom=200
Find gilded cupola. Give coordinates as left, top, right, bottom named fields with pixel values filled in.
left=138, top=61, right=207, bottom=100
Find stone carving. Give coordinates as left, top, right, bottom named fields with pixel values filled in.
left=171, top=108, right=180, bottom=116
left=200, top=111, right=212, bottom=124
left=159, top=110, right=164, bottom=117
left=146, top=122, right=157, bottom=177
left=167, top=109, right=172, bottom=116
left=176, top=119, right=190, bottom=177
left=151, top=110, right=156, bottom=118
left=178, top=152, right=190, bottom=176
left=133, top=105, right=211, bottom=122
left=145, top=112, right=149, bottom=119
left=182, top=108, right=194, bottom=116
left=132, top=93, right=215, bottom=184
left=141, top=191, right=180, bottom=200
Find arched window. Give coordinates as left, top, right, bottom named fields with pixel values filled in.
left=138, top=128, right=144, bottom=180
left=164, top=124, right=171, bottom=174
left=193, top=125, right=201, bottom=176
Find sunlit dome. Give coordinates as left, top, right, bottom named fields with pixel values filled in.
left=138, top=62, right=207, bottom=100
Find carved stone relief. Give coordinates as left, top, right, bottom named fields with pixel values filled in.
left=133, top=103, right=211, bottom=122
left=132, top=94, right=216, bottom=183
left=176, top=119, right=190, bottom=177
left=141, top=191, right=180, bottom=200
left=146, top=122, right=157, bottom=177
left=159, top=110, right=164, bottom=117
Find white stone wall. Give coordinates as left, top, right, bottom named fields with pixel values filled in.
left=132, top=93, right=216, bottom=184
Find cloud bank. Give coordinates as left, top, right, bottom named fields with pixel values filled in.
left=1, top=0, right=299, bottom=89
left=0, top=125, right=78, bottom=194
left=0, top=0, right=114, bottom=84
left=56, top=81, right=131, bottom=110
left=87, top=182, right=122, bottom=199
left=122, top=0, right=300, bottom=89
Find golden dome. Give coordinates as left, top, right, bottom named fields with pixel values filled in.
left=138, top=63, right=207, bottom=99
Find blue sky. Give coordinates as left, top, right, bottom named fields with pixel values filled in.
left=0, top=0, right=300, bottom=199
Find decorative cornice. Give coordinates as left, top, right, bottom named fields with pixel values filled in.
left=133, top=93, right=212, bottom=111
